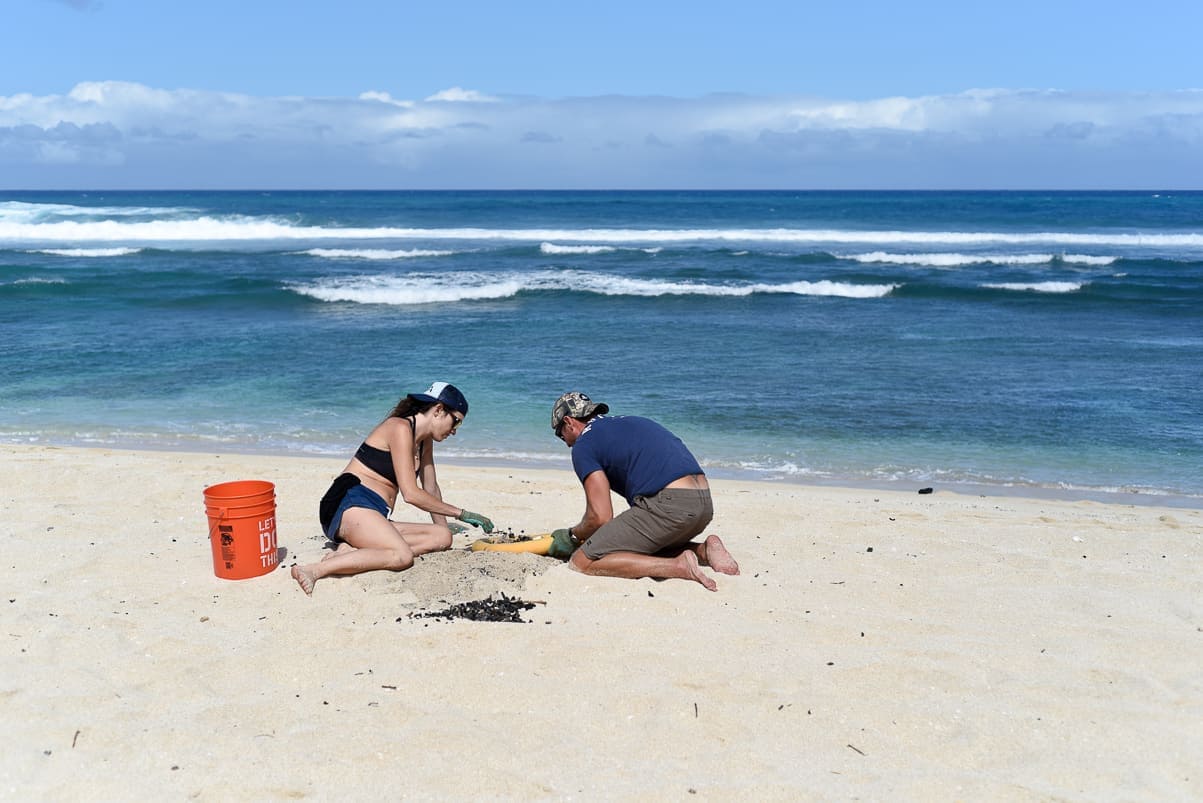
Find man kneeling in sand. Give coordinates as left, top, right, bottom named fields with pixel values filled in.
left=546, top=392, right=739, bottom=591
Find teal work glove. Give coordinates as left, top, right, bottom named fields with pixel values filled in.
left=547, top=528, right=578, bottom=560
left=456, top=509, right=495, bottom=533
left=447, top=521, right=469, bottom=536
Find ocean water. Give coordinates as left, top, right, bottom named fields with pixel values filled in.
left=2, top=190, right=1201, bottom=505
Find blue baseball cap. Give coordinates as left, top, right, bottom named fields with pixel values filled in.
left=409, top=381, right=469, bottom=416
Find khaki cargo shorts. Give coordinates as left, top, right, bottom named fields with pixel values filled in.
left=582, top=488, right=713, bottom=560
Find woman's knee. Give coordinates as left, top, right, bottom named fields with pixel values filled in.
left=431, top=524, right=453, bottom=551
left=384, top=548, right=415, bottom=571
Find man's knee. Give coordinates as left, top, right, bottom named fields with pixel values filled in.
left=568, top=549, right=593, bottom=573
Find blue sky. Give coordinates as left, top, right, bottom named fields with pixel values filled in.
left=3, top=0, right=1201, bottom=188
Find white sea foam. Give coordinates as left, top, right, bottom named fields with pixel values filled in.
left=729, top=459, right=828, bottom=478
left=0, top=216, right=303, bottom=242
left=289, top=274, right=527, bottom=305
left=849, top=251, right=1118, bottom=267
left=0, top=201, right=194, bottom=222
left=770, top=280, right=898, bottom=298
left=540, top=242, right=616, bottom=255
left=540, top=242, right=662, bottom=255
left=287, top=269, right=897, bottom=305
left=4, top=277, right=68, bottom=286
left=30, top=247, right=143, bottom=257
left=982, top=281, right=1085, bottom=293
left=3, top=213, right=1201, bottom=250
left=852, top=251, right=1049, bottom=267
left=575, top=273, right=899, bottom=299
left=301, top=248, right=455, bottom=259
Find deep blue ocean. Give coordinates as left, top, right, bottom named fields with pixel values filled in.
left=2, top=190, right=1200, bottom=504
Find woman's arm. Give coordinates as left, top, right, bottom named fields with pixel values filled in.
left=388, top=419, right=462, bottom=519
left=416, top=441, right=449, bottom=526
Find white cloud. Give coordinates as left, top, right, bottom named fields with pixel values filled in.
left=1, top=82, right=1201, bottom=188
left=357, top=91, right=413, bottom=108
left=425, top=87, right=500, bottom=103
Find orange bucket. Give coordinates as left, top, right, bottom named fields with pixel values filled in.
left=203, top=480, right=279, bottom=580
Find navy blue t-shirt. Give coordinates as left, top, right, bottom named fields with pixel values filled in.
left=570, top=415, right=703, bottom=505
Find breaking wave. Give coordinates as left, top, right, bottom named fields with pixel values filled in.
left=301, top=248, right=456, bottom=260
left=981, top=281, right=1086, bottom=293
left=28, top=247, right=144, bottom=257
left=3, top=207, right=1201, bottom=251
left=848, top=251, right=1118, bottom=267
left=287, top=269, right=898, bottom=305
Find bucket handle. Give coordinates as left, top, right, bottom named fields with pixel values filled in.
left=207, top=506, right=229, bottom=541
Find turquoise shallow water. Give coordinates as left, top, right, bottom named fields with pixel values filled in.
left=2, top=190, right=1201, bottom=503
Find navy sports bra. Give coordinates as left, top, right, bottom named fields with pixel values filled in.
left=355, top=417, right=423, bottom=484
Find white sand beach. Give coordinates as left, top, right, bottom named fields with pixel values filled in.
left=1, top=443, right=1200, bottom=800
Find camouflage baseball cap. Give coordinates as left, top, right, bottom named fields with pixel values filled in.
left=551, top=391, right=609, bottom=433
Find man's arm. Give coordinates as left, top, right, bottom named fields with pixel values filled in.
left=572, top=470, right=614, bottom=541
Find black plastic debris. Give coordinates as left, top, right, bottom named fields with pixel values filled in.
left=406, top=593, right=539, bottom=623
left=467, top=527, right=540, bottom=547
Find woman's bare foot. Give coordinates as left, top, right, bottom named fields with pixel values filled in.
left=678, top=550, right=717, bottom=591
left=701, top=535, right=740, bottom=576
left=321, top=542, right=355, bottom=562
left=291, top=565, right=316, bottom=596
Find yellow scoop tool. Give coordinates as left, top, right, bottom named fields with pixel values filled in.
left=470, top=532, right=553, bottom=555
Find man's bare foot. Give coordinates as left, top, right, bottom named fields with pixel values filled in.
left=701, top=535, right=740, bottom=576
left=292, top=565, right=316, bottom=596
left=678, top=550, right=717, bottom=591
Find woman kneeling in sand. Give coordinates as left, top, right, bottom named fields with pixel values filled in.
left=291, top=382, right=495, bottom=595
